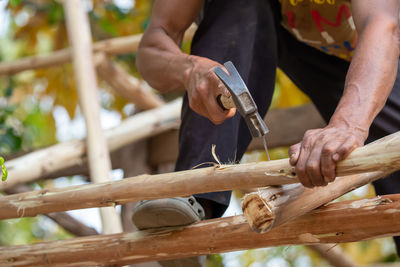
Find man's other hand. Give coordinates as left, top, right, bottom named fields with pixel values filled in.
left=288, top=126, right=367, bottom=188
left=184, top=55, right=236, bottom=125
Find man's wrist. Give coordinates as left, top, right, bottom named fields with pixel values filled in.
left=328, top=115, right=369, bottom=139
left=181, top=54, right=196, bottom=91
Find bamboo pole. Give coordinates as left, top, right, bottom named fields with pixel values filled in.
left=1, top=128, right=400, bottom=220
left=1, top=194, right=400, bottom=266
left=0, top=98, right=181, bottom=191
left=0, top=25, right=196, bottom=76
left=95, top=53, right=164, bottom=110
left=242, top=171, right=385, bottom=233
left=63, top=0, right=121, bottom=234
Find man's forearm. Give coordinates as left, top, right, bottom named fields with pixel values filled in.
left=329, top=18, right=399, bottom=135
left=136, top=27, right=193, bottom=93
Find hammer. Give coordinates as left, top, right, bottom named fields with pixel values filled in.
left=213, top=61, right=270, bottom=160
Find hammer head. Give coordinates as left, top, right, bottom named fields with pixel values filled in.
left=213, top=61, right=269, bottom=138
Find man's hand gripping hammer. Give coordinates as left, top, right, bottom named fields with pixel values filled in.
left=213, top=61, right=271, bottom=160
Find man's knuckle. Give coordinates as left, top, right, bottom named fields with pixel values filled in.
left=304, top=130, right=313, bottom=138
left=307, top=161, right=319, bottom=171
left=322, top=145, right=335, bottom=156
left=296, top=166, right=306, bottom=177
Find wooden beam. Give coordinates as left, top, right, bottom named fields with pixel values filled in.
left=64, top=0, right=121, bottom=234
left=0, top=98, right=181, bottom=191
left=2, top=103, right=323, bottom=183
left=6, top=184, right=98, bottom=237
left=1, top=130, right=400, bottom=220
left=308, top=244, right=360, bottom=267
left=0, top=25, right=196, bottom=76
left=1, top=194, right=400, bottom=266
left=242, top=130, right=400, bottom=233
left=242, top=171, right=385, bottom=233
left=148, top=103, right=326, bottom=166
left=46, top=212, right=99, bottom=237
left=96, top=53, right=164, bottom=110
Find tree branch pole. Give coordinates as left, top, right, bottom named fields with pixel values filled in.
left=242, top=171, right=385, bottom=233
left=95, top=53, right=164, bottom=110
left=1, top=130, right=400, bottom=220
left=5, top=184, right=98, bottom=237
left=0, top=98, right=181, bottom=191
left=64, top=0, right=121, bottom=234
left=1, top=194, right=400, bottom=266
left=2, top=102, right=321, bottom=190
left=308, top=244, right=360, bottom=267
left=0, top=25, right=197, bottom=76
left=242, top=131, right=400, bottom=233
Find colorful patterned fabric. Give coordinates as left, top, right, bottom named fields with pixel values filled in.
left=280, top=0, right=357, bottom=60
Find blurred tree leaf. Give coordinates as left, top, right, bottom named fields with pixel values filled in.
left=9, top=0, right=22, bottom=8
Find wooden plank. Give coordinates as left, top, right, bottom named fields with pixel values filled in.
left=1, top=194, right=400, bottom=266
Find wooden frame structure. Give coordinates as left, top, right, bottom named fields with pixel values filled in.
left=1, top=1, right=399, bottom=266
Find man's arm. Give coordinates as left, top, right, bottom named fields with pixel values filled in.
left=290, top=0, right=400, bottom=187
left=136, top=0, right=236, bottom=124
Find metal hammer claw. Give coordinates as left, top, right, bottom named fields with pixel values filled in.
left=213, top=61, right=269, bottom=139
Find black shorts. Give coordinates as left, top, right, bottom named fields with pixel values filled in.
left=175, top=0, right=400, bottom=253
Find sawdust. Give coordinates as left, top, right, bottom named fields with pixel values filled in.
left=190, top=144, right=234, bottom=170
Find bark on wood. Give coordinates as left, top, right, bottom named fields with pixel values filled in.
left=0, top=99, right=181, bottom=191
left=64, top=0, right=121, bottom=234
left=1, top=194, right=400, bottom=266
left=1, top=130, right=400, bottom=220
left=0, top=25, right=197, bottom=76
left=96, top=53, right=164, bottom=110
left=308, top=244, right=360, bottom=267
left=5, top=184, right=98, bottom=237
left=242, top=171, right=386, bottom=233
left=148, top=103, right=326, bottom=166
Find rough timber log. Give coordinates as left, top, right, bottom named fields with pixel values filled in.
left=96, top=53, right=164, bottom=110
left=149, top=103, right=326, bottom=166
left=1, top=130, right=400, bottom=220
left=308, top=244, right=360, bottom=267
left=1, top=194, right=400, bottom=266
left=0, top=98, right=181, bottom=191
left=242, top=171, right=385, bottom=233
left=241, top=131, right=400, bottom=233
left=6, top=184, right=98, bottom=237
left=0, top=25, right=196, bottom=76
left=2, top=103, right=323, bottom=184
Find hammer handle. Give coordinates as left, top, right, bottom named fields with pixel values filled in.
left=217, top=95, right=235, bottom=110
